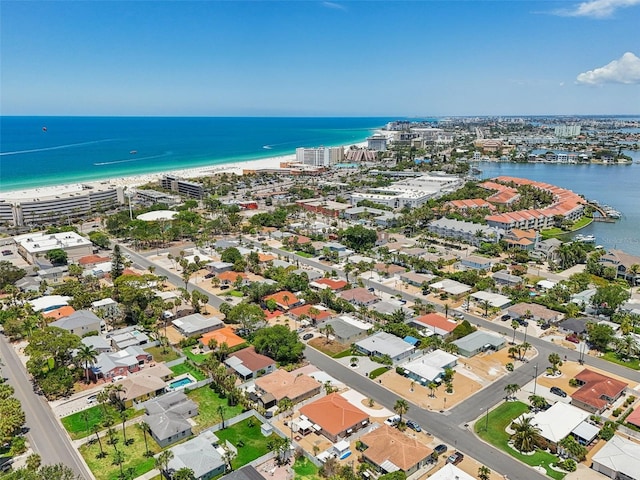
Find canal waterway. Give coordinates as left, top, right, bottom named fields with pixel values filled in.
left=476, top=150, right=640, bottom=256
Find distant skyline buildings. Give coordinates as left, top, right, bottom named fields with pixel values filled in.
left=1, top=1, right=639, bottom=116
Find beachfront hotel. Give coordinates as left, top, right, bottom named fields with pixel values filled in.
left=0, top=183, right=123, bottom=227
left=295, top=146, right=344, bottom=167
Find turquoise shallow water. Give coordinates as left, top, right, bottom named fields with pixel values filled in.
left=0, top=116, right=393, bottom=191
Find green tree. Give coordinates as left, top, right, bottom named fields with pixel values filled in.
left=225, top=303, right=265, bottom=333
left=46, top=249, right=68, bottom=265
left=0, top=261, right=26, bottom=289
left=88, top=231, right=111, bottom=249
left=75, top=344, right=98, bottom=384
left=253, top=325, right=304, bottom=365
left=559, top=434, right=588, bottom=461
left=394, top=398, right=409, bottom=423
left=111, top=245, right=126, bottom=282
left=504, top=383, right=520, bottom=401
left=511, top=416, right=540, bottom=453
left=592, top=284, right=631, bottom=316
left=511, top=320, right=519, bottom=344
left=548, top=352, right=562, bottom=374
left=173, top=468, right=196, bottom=480
left=478, top=466, right=491, bottom=480
left=587, top=322, right=615, bottom=352
left=221, top=247, right=243, bottom=265
left=340, top=225, right=377, bottom=252
left=155, top=450, right=174, bottom=476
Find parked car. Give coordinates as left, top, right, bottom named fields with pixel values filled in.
left=384, top=415, right=401, bottom=426
left=501, top=314, right=511, bottom=321
left=566, top=334, right=580, bottom=344
left=112, top=375, right=126, bottom=382
left=302, top=333, right=314, bottom=341
left=550, top=386, right=567, bottom=397
left=446, top=452, right=464, bottom=465
left=540, top=323, right=551, bottom=330
left=406, top=420, right=422, bottom=432
left=454, top=313, right=465, bottom=320
left=86, top=395, right=98, bottom=404
left=204, top=272, right=215, bottom=279
left=434, top=444, right=448, bottom=455
left=219, top=285, right=230, bottom=290
left=1, top=250, right=12, bottom=256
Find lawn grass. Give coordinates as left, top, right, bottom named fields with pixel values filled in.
left=570, top=216, right=593, bottom=230
left=369, top=367, right=389, bottom=380
left=602, top=351, right=640, bottom=370
left=182, top=347, right=210, bottom=364
left=215, top=417, right=275, bottom=469
left=229, top=290, right=244, bottom=297
left=295, top=251, right=314, bottom=258
left=79, top=423, right=160, bottom=480
left=170, top=361, right=207, bottom=381
left=186, top=386, right=245, bottom=433
left=475, top=401, right=565, bottom=480
left=308, top=337, right=349, bottom=356
left=332, top=349, right=360, bottom=359
left=61, top=405, right=144, bottom=440
left=540, top=227, right=565, bottom=239
left=144, top=345, right=180, bottom=363
left=293, top=456, right=320, bottom=480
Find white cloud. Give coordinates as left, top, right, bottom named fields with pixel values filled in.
left=555, top=0, right=640, bottom=18
left=576, top=52, right=640, bottom=85
left=322, top=2, right=347, bottom=11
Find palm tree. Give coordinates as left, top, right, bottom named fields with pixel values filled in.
left=350, top=357, right=359, bottom=368
left=76, top=344, right=98, bottom=384
left=511, top=320, right=519, bottom=344
left=504, top=383, right=520, bottom=401
left=173, top=467, right=196, bottom=480
left=155, top=450, right=174, bottom=476
left=323, top=324, right=335, bottom=343
left=444, top=303, right=450, bottom=319
left=93, top=424, right=106, bottom=458
left=511, top=416, right=540, bottom=453
left=519, top=342, right=531, bottom=361
left=138, top=421, right=151, bottom=457
left=218, top=404, right=226, bottom=429
left=528, top=395, right=548, bottom=411
left=111, top=449, right=125, bottom=478
left=616, top=334, right=640, bottom=359
left=428, top=382, right=438, bottom=398
left=559, top=435, right=588, bottom=461
left=548, top=352, right=562, bottom=374
left=478, top=466, right=491, bottom=480
left=394, top=398, right=409, bottom=423
left=97, top=390, right=110, bottom=416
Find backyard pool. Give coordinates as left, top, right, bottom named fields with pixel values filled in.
left=169, top=376, right=195, bottom=390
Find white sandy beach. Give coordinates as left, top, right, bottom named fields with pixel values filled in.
left=1, top=140, right=371, bottom=199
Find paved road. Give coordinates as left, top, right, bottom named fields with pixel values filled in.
left=305, top=347, right=548, bottom=480
left=0, top=334, right=91, bottom=478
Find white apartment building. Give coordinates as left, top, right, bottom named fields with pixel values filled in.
left=554, top=125, right=581, bottom=138
left=0, top=183, right=123, bottom=226
left=295, top=146, right=344, bottom=167
left=350, top=174, right=462, bottom=209
left=366, top=134, right=388, bottom=151
left=14, top=231, right=94, bottom=264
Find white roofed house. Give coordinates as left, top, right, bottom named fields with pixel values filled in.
left=172, top=313, right=224, bottom=338
left=164, top=430, right=227, bottom=479
left=355, top=332, right=415, bottom=363
left=591, top=435, right=640, bottom=479
left=400, top=349, right=458, bottom=385
left=50, top=310, right=102, bottom=337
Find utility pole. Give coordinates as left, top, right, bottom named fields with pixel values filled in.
left=533, top=364, right=538, bottom=395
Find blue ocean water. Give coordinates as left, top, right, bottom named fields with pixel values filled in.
left=0, top=117, right=392, bottom=191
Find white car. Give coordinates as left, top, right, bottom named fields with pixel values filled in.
left=112, top=375, right=126, bottom=382
left=384, top=415, right=401, bottom=426
left=86, top=395, right=98, bottom=404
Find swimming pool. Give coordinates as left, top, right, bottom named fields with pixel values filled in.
left=169, top=376, right=194, bottom=390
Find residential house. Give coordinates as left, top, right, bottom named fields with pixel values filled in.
left=502, top=229, right=538, bottom=251
left=360, top=425, right=433, bottom=475
left=310, top=278, right=349, bottom=292
left=429, top=279, right=472, bottom=297
left=172, top=313, right=224, bottom=338
left=224, top=346, right=276, bottom=380
left=339, top=288, right=379, bottom=306
left=81, top=335, right=112, bottom=354
left=427, top=464, right=475, bottom=480
left=200, top=326, right=246, bottom=350
left=507, top=303, right=562, bottom=324
left=599, top=249, right=640, bottom=285
left=36, top=266, right=68, bottom=285
left=321, top=315, right=371, bottom=344
left=217, top=271, right=250, bottom=286
left=254, top=369, right=321, bottom=409
left=263, top=291, right=302, bottom=311
left=355, top=332, right=415, bottom=363
left=570, top=369, right=627, bottom=414
left=43, top=305, right=76, bottom=321
left=470, top=291, right=512, bottom=310
left=205, top=261, right=234, bottom=275
left=452, top=330, right=505, bottom=357
left=288, top=304, right=332, bottom=325
left=492, top=270, right=524, bottom=286
left=400, top=349, right=458, bottom=385
left=117, top=367, right=171, bottom=408
left=459, top=255, right=493, bottom=271
left=529, top=402, right=591, bottom=446
left=91, top=298, right=120, bottom=320
left=591, top=435, right=640, bottom=480
left=107, top=326, right=150, bottom=350
left=374, top=263, right=406, bottom=277
left=299, top=392, right=369, bottom=442
left=409, top=313, right=457, bottom=338
left=533, top=238, right=562, bottom=261
left=50, top=310, right=102, bottom=337
left=399, top=271, right=436, bottom=288
left=558, top=318, right=591, bottom=336
left=427, top=218, right=503, bottom=246
left=91, top=345, right=152, bottom=381
left=146, top=391, right=198, bottom=448
left=216, top=465, right=263, bottom=480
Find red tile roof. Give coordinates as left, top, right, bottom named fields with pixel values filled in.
left=288, top=304, right=332, bottom=321
left=299, top=393, right=369, bottom=437
left=227, top=346, right=274, bottom=372
left=200, top=327, right=246, bottom=349
left=626, top=406, right=640, bottom=428
left=263, top=291, right=299, bottom=309
left=361, top=424, right=433, bottom=472
left=414, top=313, right=458, bottom=333
left=217, top=271, right=248, bottom=283
left=313, top=278, right=348, bottom=290
left=78, top=254, right=110, bottom=265
left=571, top=369, right=627, bottom=410
left=43, top=305, right=76, bottom=320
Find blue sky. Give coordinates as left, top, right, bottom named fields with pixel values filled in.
left=1, top=0, right=639, bottom=116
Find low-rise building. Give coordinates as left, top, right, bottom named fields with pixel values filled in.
left=172, top=313, right=224, bottom=338
left=91, top=346, right=152, bottom=381
left=429, top=279, right=472, bottom=297
left=299, top=392, right=369, bottom=442
left=254, top=369, right=321, bottom=408
left=492, top=270, right=524, bottom=286
left=427, top=218, right=503, bottom=246
left=50, top=310, right=102, bottom=337
left=598, top=249, right=640, bottom=285
left=591, top=435, right=640, bottom=480
left=321, top=315, right=371, bottom=344
left=15, top=231, right=94, bottom=264
left=470, top=291, right=512, bottom=310
left=355, top=332, right=415, bottom=363
left=224, top=346, right=276, bottom=380
left=452, top=330, right=505, bottom=357
left=459, top=255, right=493, bottom=271
left=360, top=424, right=433, bottom=475
left=146, top=391, right=198, bottom=448
left=400, top=349, right=458, bottom=385
left=339, top=288, right=379, bottom=306
left=570, top=369, right=627, bottom=414
left=263, top=291, right=302, bottom=311
left=107, top=326, right=150, bottom=350
left=507, top=303, right=562, bottom=324
left=200, top=326, right=246, bottom=350
left=409, top=313, right=457, bottom=338
left=165, top=430, right=227, bottom=479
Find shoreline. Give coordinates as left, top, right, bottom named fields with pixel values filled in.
left=1, top=140, right=369, bottom=198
